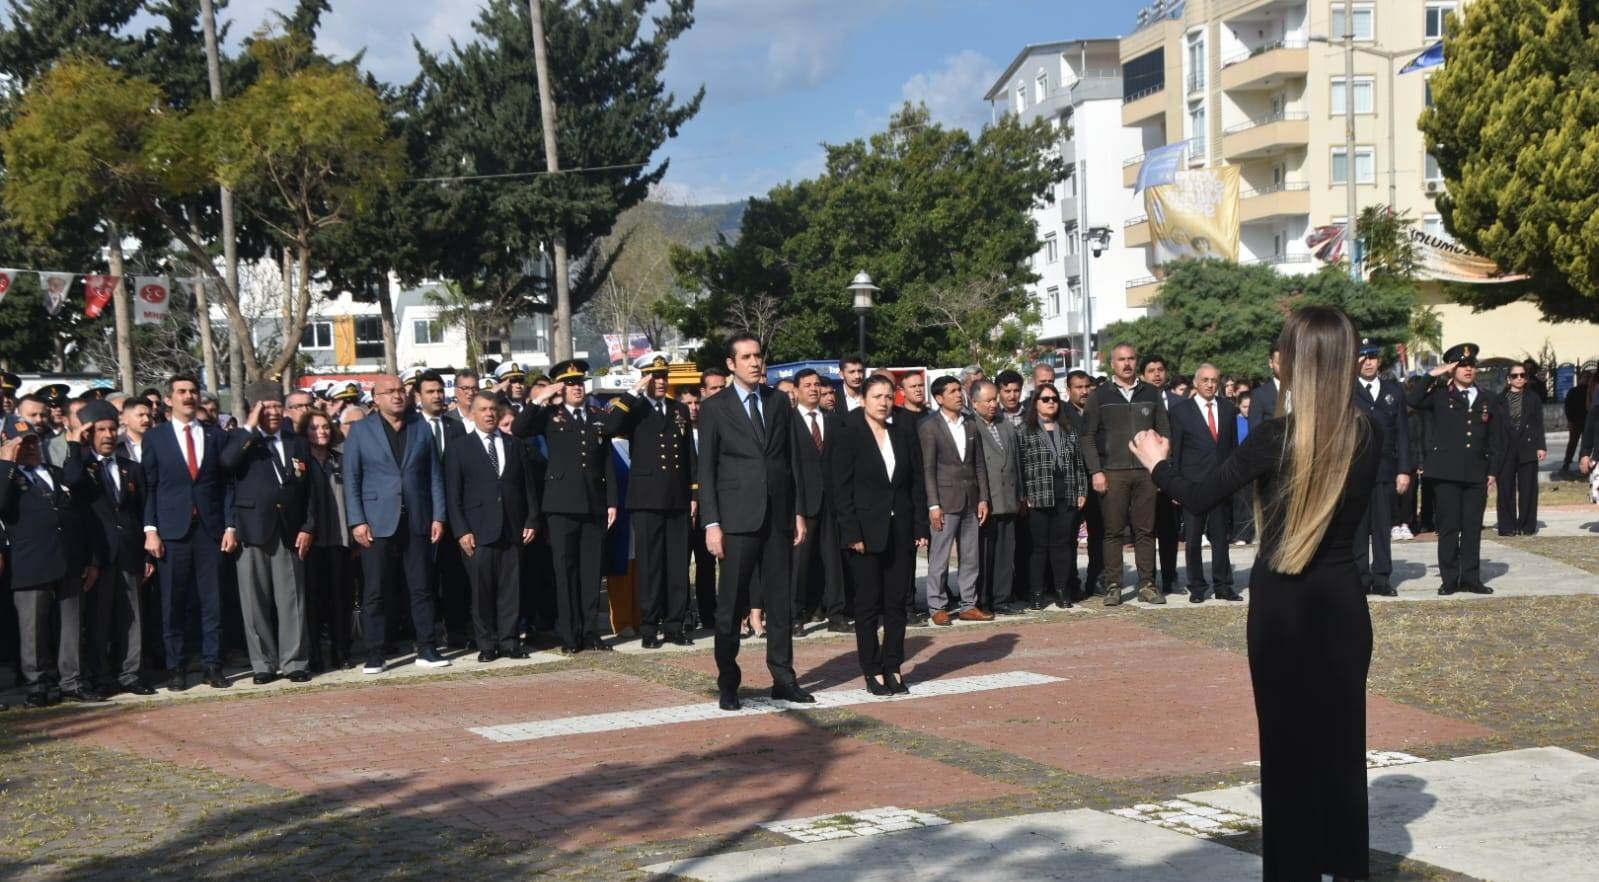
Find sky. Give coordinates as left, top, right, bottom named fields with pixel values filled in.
left=209, top=0, right=1146, bottom=205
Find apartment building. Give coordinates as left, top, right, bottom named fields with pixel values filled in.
left=1116, top=0, right=1597, bottom=362
left=985, top=40, right=1148, bottom=372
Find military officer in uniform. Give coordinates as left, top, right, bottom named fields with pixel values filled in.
left=1, top=371, right=20, bottom=415
left=495, top=362, right=529, bottom=414
left=1352, top=339, right=1412, bottom=596
left=601, top=353, right=696, bottom=648
left=512, top=360, right=617, bottom=654
left=1406, top=343, right=1502, bottom=595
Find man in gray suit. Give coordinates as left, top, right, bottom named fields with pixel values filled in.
left=919, top=376, right=991, bottom=625
left=970, top=380, right=1024, bottom=616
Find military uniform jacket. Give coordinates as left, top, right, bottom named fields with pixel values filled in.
left=512, top=403, right=618, bottom=516
left=0, top=456, right=104, bottom=589
left=601, top=392, right=696, bottom=511
left=1405, top=379, right=1504, bottom=483
left=1354, top=377, right=1413, bottom=484
left=81, top=447, right=149, bottom=574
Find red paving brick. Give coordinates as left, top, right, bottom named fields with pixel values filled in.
left=36, top=667, right=1020, bottom=849
left=663, top=619, right=1493, bottom=779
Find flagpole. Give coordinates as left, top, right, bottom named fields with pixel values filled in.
left=1344, top=0, right=1359, bottom=281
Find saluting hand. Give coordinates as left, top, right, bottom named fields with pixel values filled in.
left=0, top=437, right=20, bottom=461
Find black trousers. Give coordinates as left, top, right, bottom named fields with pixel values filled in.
left=548, top=512, right=604, bottom=649
left=359, top=529, right=435, bottom=662
left=979, top=512, right=1018, bottom=609
left=1496, top=460, right=1539, bottom=535
left=634, top=508, right=690, bottom=639
left=1433, top=479, right=1487, bottom=589
left=1418, top=477, right=1438, bottom=534
left=521, top=527, right=557, bottom=634
left=794, top=511, right=845, bottom=623
left=466, top=537, right=521, bottom=652
left=714, top=512, right=796, bottom=693
left=159, top=526, right=224, bottom=668
left=87, top=565, right=143, bottom=688
left=1028, top=504, right=1077, bottom=597
left=1354, top=481, right=1394, bottom=588
left=305, top=544, right=352, bottom=668
left=434, top=532, right=472, bottom=645
left=1155, top=491, right=1181, bottom=590
left=1070, top=493, right=1105, bottom=595
left=1184, top=503, right=1233, bottom=593
left=849, top=515, right=911, bottom=678
left=692, top=524, right=717, bottom=630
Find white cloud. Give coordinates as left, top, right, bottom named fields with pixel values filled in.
left=899, top=49, right=999, bottom=132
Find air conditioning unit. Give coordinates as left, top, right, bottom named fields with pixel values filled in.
left=1424, top=180, right=1442, bottom=195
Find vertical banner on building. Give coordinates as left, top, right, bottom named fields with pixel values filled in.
left=1145, top=165, right=1240, bottom=267
left=38, top=272, right=73, bottom=316
left=0, top=269, right=15, bottom=304
left=82, top=274, right=120, bottom=318
left=133, top=275, right=172, bottom=325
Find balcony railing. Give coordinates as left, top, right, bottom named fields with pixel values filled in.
left=1125, top=215, right=1148, bottom=228
left=1126, top=276, right=1160, bottom=288
left=1186, top=72, right=1206, bottom=93
left=1241, top=182, right=1311, bottom=198
left=1220, top=38, right=1310, bottom=68
left=1241, top=255, right=1315, bottom=268
left=1224, top=111, right=1309, bottom=135
left=1123, top=82, right=1165, bottom=104
left=1123, top=153, right=1146, bottom=167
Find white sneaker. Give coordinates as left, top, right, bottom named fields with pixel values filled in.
left=415, top=656, right=452, bottom=669
left=362, top=663, right=384, bottom=675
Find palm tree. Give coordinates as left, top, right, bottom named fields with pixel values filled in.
left=424, top=282, right=487, bottom=370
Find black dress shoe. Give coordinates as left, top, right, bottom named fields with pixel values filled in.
left=585, top=639, right=614, bottom=652
left=1463, top=582, right=1494, bottom=594
left=718, top=689, right=741, bottom=712
left=641, top=636, right=663, bottom=649
left=60, top=687, right=109, bottom=703
left=668, top=633, right=695, bottom=646
left=251, top=673, right=278, bottom=686
left=825, top=619, right=853, bottom=633
left=287, top=671, right=312, bottom=683
left=559, top=645, right=580, bottom=656
left=1189, top=591, right=1208, bottom=604
left=770, top=683, right=815, bottom=703
left=1054, top=595, right=1071, bottom=609
left=1029, top=596, right=1046, bottom=611
left=1215, top=590, right=1244, bottom=602
left=122, top=680, right=157, bottom=696
left=1438, top=584, right=1458, bottom=595
left=476, top=650, right=498, bottom=663
left=502, top=648, right=531, bottom=660
left=204, top=667, right=229, bottom=689
left=884, top=672, right=909, bottom=695
left=992, top=602, right=1023, bottom=616
left=863, top=676, right=891, bottom=696
left=1370, top=583, right=1398, bottom=597
left=24, top=692, right=50, bottom=708
left=167, top=670, right=188, bottom=692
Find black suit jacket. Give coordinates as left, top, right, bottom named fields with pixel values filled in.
left=791, top=406, right=843, bottom=519
left=1249, top=379, right=1280, bottom=430
left=600, top=392, right=695, bottom=511
left=444, top=430, right=539, bottom=545
left=1170, top=396, right=1237, bottom=480
left=1354, top=377, right=1414, bottom=483
left=1492, top=391, right=1547, bottom=465
left=221, top=428, right=317, bottom=548
left=829, top=416, right=929, bottom=553
left=512, top=403, right=618, bottom=516
left=0, top=456, right=103, bottom=589
left=82, top=449, right=148, bottom=574
left=696, top=383, right=800, bottom=534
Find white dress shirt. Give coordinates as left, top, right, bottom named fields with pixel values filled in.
left=1454, top=383, right=1477, bottom=408
left=796, top=404, right=826, bottom=444
left=474, top=427, right=505, bottom=476
left=1361, top=378, right=1381, bottom=400
left=876, top=427, right=896, bottom=477
left=844, top=389, right=863, bottom=411
left=27, top=464, right=55, bottom=492
left=169, top=418, right=205, bottom=464
left=97, top=452, right=120, bottom=500
left=1112, top=379, right=1139, bottom=402
left=942, top=411, right=967, bottom=462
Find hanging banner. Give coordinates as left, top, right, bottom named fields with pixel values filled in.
left=1408, top=229, right=1527, bottom=284
left=0, top=269, right=15, bottom=304
left=134, top=275, right=172, bottom=325
left=1305, top=223, right=1349, bottom=263
left=38, top=272, right=73, bottom=316
left=1135, top=140, right=1189, bottom=194
left=1145, top=165, right=1240, bottom=267
left=82, top=274, right=120, bottom=319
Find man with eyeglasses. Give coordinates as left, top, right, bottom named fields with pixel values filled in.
left=444, top=370, right=480, bottom=427
left=1492, top=362, right=1546, bottom=536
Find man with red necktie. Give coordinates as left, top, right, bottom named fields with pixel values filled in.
left=1168, top=364, right=1239, bottom=602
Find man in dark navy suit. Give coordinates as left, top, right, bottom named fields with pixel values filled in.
left=415, top=371, right=469, bottom=649
left=1141, top=355, right=1184, bottom=595
left=221, top=381, right=317, bottom=684
left=1169, top=364, right=1240, bottom=602
left=445, top=391, right=539, bottom=661
left=142, top=374, right=235, bottom=691
left=1249, top=344, right=1283, bottom=430
left=787, top=368, right=848, bottom=632
left=1353, top=340, right=1413, bottom=596
left=79, top=401, right=157, bottom=696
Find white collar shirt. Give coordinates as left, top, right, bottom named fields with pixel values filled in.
left=796, top=404, right=825, bottom=442
left=170, top=418, right=205, bottom=464
left=942, top=411, right=967, bottom=461
left=473, top=427, right=505, bottom=476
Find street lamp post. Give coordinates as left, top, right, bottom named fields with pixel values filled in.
left=849, top=271, right=879, bottom=362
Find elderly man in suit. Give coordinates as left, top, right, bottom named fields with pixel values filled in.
left=788, top=368, right=849, bottom=633
left=445, top=391, right=539, bottom=662
left=78, top=401, right=157, bottom=696
left=969, top=380, right=1024, bottom=615
left=1353, top=340, right=1413, bottom=596
left=221, top=380, right=317, bottom=684
left=344, top=373, right=449, bottom=673
left=1169, top=364, right=1240, bottom=602
left=919, top=375, right=991, bottom=625
left=143, top=373, right=235, bottom=691
left=698, top=333, right=811, bottom=711
left=1494, top=362, right=1547, bottom=536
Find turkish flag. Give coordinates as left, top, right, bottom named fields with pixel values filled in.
left=0, top=269, right=14, bottom=303
left=83, top=274, right=120, bottom=318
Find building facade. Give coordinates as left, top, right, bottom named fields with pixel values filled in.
left=985, top=40, right=1149, bottom=372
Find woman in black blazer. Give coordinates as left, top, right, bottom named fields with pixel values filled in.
left=304, top=411, right=353, bottom=670
left=830, top=375, right=930, bottom=695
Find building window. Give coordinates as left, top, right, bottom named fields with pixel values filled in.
left=354, top=316, right=385, bottom=361
left=1044, top=286, right=1060, bottom=318
left=1043, top=233, right=1059, bottom=264
left=1425, top=1, right=1458, bottom=39
left=1331, top=146, right=1376, bottom=185
left=1065, top=231, right=1080, bottom=257
left=1035, top=72, right=1048, bottom=103
left=300, top=320, right=333, bottom=350
left=1067, top=277, right=1083, bottom=315
left=1015, top=85, right=1026, bottom=114
left=412, top=319, right=444, bottom=346
left=511, top=315, right=548, bottom=353
left=1424, top=153, right=1444, bottom=183
left=1188, top=101, right=1207, bottom=162
left=1186, top=31, right=1206, bottom=91
left=1330, top=3, right=1375, bottom=41
left=1330, top=76, right=1375, bottom=115
left=1062, top=167, right=1077, bottom=198
left=1422, top=213, right=1453, bottom=242
left=1424, top=77, right=1434, bottom=108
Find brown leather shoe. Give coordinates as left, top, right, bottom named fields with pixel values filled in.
left=957, top=608, right=994, bottom=622
left=931, top=610, right=953, bottom=626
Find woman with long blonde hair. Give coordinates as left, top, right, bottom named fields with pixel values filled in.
left=1131, top=306, right=1380, bottom=882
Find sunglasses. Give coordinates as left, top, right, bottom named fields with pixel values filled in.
left=1508, top=373, right=1527, bottom=379
left=1037, top=396, right=1060, bottom=403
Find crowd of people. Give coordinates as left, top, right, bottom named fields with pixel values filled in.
left=0, top=330, right=1580, bottom=711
